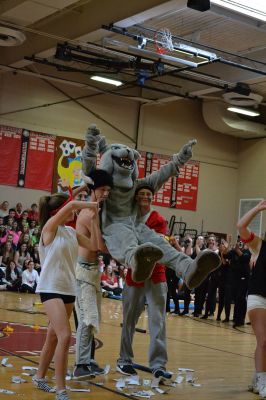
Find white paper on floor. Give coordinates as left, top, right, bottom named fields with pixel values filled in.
left=22, top=366, right=38, bottom=371
left=151, top=377, right=161, bottom=388
left=0, top=388, right=15, bottom=394
left=1, top=358, right=13, bottom=368
left=143, top=379, right=151, bottom=387
left=130, top=390, right=154, bottom=398
left=11, top=376, right=27, bottom=384
left=69, top=388, right=91, bottom=392
left=174, top=374, right=184, bottom=384
left=115, top=378, right=126, bottom=389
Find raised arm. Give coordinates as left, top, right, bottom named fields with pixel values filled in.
left=42, top=200, right=98, bottom=246
left=138, top=139, right=197, bottom=193
left=237, top=199, right=266, bottom=254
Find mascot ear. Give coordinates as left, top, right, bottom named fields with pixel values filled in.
left=133, top=149, right=141, bottom=160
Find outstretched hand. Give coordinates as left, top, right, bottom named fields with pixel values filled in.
left=257, top=199, right=266, bottom=212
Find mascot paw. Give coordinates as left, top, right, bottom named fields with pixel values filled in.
left=85, top=124, right=102, bottom=151
left=131, top=243, right=163, bottom=282
left=174, top=139, right=197, bottom=166
left=185, top=250, right=221, bottom=289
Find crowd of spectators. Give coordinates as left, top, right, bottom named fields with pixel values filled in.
left=0, top=201, right=40, bottom=292
left=166, top=233, right=252, bottom=327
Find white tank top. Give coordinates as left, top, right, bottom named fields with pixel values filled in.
left=37, top=225, right=78, bottom=296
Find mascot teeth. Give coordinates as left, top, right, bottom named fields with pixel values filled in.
left=112, top=155, right=134, bottom=170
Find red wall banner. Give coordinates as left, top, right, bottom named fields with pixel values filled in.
left=172, top=160, right=200, bottom=211
left=24, top=131, right=56, bottom=191
left=151, top=153, right=172, bottom=207
left=0, top=125, right=22, bottom=186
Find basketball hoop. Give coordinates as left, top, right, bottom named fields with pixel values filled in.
left=154, top=28, right=174, bottom=55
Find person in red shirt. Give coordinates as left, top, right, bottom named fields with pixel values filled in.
left=101, top=264, right=122, bottom=296
left=117, top=184, right=169, bottom=379
left=28, top=203, right=39, bottom=221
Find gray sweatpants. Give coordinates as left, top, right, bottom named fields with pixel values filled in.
left=118, top=280, right=168, bottom=370
left=103, top=222, right=192, bottom=277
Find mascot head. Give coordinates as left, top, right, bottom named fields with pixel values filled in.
left=99, top=144, right=140, bottom=189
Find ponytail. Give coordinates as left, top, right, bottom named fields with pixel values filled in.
left=39, top=193, right=68, bottom=230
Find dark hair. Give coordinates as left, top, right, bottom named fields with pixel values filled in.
left=135, top=183, right=154, bottom=196
left=9, top=208, right=16, bottom=213
left=88, top=169, right=113, bottom=190
left=39, top=193, right=69, bottom=230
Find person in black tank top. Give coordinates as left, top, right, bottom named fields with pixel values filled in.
left=237, top=199, right=266, bottom=397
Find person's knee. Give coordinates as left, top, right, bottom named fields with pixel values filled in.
left=58, top=330, right=72, bottom=346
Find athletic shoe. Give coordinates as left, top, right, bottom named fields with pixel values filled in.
left=32, top=376, right=55, bottom=392
left=89, top=361, right=105, bottom=375
left=185, top=250, right=221, bottom=290
left=73, top=364, right=95, bottom=379
left=116, top=364, right=137, bottom=375
left=153, top=368, right=172, bottom=379
left=56, top=390, right=70, bottom=400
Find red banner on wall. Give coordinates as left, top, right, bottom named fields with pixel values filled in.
left=152, top=153, right=172, bottom=207
left=137, top=151, right=147, bottom=178
left=24, top=131, right=56, bottom=191
left=174, top=160, right=200, bottom=211
left=0, top=125, right=22, bottom=186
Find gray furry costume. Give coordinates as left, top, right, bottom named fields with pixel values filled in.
left=82, top=125, right=220, bottom=289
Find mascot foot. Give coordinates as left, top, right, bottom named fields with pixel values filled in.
left=131, top=243, right=163, bottom=282
left=185, top=250, right=221, bottom=290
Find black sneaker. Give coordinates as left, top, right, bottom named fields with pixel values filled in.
left=73, top=365, right=95, bottom=379
left=89, top=362, right=105, bottom=375
left=153, top=369, right=172, bottom=380
left=116, top=364, right=137, bottom=375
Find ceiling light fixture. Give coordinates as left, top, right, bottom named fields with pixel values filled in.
left=90, top=76, right=123, bottom=86
left=227, top=106, right=260, bottom=117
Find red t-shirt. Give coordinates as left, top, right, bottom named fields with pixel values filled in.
left=126, top=210, right=167, bottom=287
left=101, top=273, right=118, bottom=286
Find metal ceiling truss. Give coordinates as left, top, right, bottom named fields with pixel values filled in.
left=22, top=23, right=266, bottom=102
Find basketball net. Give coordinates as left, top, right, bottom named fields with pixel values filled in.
left=154, top=28, right=174, bottom=55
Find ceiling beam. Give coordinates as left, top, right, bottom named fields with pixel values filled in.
left=0, top=0, right=181, bottom=66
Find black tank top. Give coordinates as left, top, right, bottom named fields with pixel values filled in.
left=248, top=240, right=266, bottom=297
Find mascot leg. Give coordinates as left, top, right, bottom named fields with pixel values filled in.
left=137, top=224, right=221, bottom=289
left=103, top=223, right=163, bottom=282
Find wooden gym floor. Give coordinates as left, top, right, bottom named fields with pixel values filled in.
left=0, top=291, right=256, bottom=399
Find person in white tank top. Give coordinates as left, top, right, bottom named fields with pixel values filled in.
left=32, top=189, right=98, bottom=400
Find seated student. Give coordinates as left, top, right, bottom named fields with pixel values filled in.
left=21, top=260, right=39, bottom=293
left=15, top=202, right=23, bottom=220
left=28, top=203, right=39, bottom=221
left=101, top=265, right=122, bottom=296
left=30, top=227, right=41, bottom=245
left=0, top=241, right=15, bottom=268
left=3, top=208, right=17, bottom=225
left=14, top=243, right=31, bottom=270
left=31, top=243, right=41, bottom=274
left=0, top=268, right=7, bottom=291
left=5, top=260, right=22, bottom=291
left=0, top=201, right=9, bottom=218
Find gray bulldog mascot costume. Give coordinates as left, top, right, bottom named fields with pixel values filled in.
left=82, top=125, right=220, bottom=289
